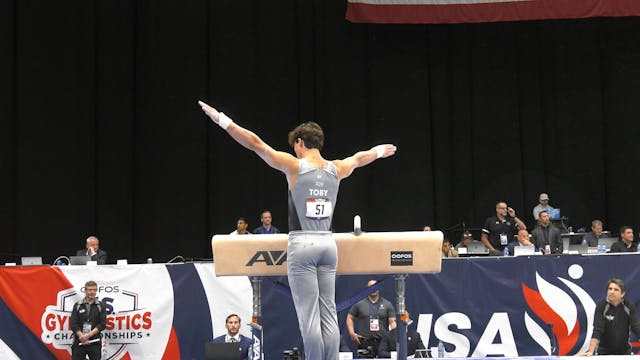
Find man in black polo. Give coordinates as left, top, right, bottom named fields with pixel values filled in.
left=610, top=226, right=636, bottom=253
left=481, top=201, right=526, bottom=255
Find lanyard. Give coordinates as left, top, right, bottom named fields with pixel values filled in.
left=368, top=300, right=381, bottom=319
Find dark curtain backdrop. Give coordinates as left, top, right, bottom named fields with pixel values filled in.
left=1, top=0, right=639, bottom=264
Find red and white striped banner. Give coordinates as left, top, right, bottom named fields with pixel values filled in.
left=346, top=0, right=640, bottom=24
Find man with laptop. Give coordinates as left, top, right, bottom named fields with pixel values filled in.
left=532, top=193, right=554, bottom=221
left=210, top=314, right=252, bottom=360
left=75, top=236, right=108, bottom=265
left=530, top=210, right=563, bottom=254
left=506, top=229, right=535, bottom=256
left=583, top=219, right=605, bottom=247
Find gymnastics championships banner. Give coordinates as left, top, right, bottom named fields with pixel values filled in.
left=346, top=0, right=640, bottom=24
left=0, top=263, right=252, bottom=360
left=1, top=255, right=640, bottom=359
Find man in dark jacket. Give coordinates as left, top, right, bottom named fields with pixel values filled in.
left=378, top=311, right=425, bottom=358
left=212, top=314, right=253, bottom=360
left=70, top=280, right=107, bottom=360
left=530, top=211, right=563, bottom=254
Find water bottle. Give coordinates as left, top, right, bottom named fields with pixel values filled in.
left=248, top=344, right=253, bottom=360
left=503, top=247, right=509, bottom=257
left=568, top=226, right=573, bottom=234
left=581, top=237, right=587, bottom=246
left=637, top=242, right=640, bottom=253
left=437, top=340, right=445, bottom=358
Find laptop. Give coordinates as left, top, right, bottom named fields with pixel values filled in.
left=513, top=246, right=536, bottom=256
left=20, top=257, right=43, bottom=266
left=568, top=244, right=589, bottom=254
left=547, top=208, right=561, bottom=220
left=69, top=255, right=91, bottom=265
left=598, top=237, right=618, bottom=251
left=204, top=342, right=241, bottom=360
left=466, top=241, right=489, bottom=254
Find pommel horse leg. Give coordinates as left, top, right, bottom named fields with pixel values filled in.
left=396, top=274, right=408, bottom=359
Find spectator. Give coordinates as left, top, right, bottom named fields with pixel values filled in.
left=230, top=218, right=251, bottom=235
left=253, top=210, right=280, bottom=234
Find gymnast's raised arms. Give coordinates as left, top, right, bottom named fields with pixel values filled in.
left=198, top=100, right=397, bottom=181
left=198, top=101, right=299, bottom=174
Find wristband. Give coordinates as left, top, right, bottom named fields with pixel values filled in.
left=218, top=112, right=233, bottom=130
left=371, top=145, right=385, bottom=159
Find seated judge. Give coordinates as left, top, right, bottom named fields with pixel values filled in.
left=212, top=314, right=252, bottom=360
left=76, top=236, right=108, bottom=264
left=506, top=229, right=534, bottom=255
left=378, top=310, right=425, bottom=358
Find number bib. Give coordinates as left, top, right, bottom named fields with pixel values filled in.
left=306, top=199, right=333, bottom=218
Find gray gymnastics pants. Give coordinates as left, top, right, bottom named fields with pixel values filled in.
left=287, top=231, right=340, bottom=360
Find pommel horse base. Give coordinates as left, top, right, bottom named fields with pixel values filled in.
left=212, top=231, right=443, bottom=360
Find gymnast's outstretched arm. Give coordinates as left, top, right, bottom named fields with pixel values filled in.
left=198, top=100, right=299, bottom=176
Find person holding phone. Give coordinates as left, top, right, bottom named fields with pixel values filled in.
left=481, top=201, right=526, bottom=255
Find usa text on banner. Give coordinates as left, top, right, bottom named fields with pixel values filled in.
left=346, top=0, right=640, bottom=24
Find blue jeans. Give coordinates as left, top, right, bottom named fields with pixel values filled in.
left=287, top=231, right=339, bottom=360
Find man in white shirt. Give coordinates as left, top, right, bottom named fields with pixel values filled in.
left=229, top=218, right=251, bottom=235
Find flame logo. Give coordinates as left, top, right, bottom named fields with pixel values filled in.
left=522, top=268, right=596, bottom=355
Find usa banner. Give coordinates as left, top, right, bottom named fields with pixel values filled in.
left=0, top=263, right=252, bottom=360
left=346, top=0, right=640, bottom=24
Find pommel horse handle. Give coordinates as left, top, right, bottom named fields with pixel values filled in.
left=211, top=231, right=443, bottom=276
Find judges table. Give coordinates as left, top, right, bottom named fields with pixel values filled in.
left=1, top=253, right=640, bottom=359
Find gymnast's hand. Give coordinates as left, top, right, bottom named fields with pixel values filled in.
left=198, top=100, right=220, bottom=123
left=379, top=144, right=397, bottom=158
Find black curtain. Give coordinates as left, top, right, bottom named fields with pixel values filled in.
left=1, top=0, right=639, bottom=264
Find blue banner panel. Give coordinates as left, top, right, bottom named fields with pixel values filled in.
left=262, top=254, right=640, bottom=359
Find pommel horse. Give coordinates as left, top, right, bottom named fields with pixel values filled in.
left=212, top=231, right=443, bottom=360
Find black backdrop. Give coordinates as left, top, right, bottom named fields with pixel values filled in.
left=1, top=1, right=639, bottom=264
